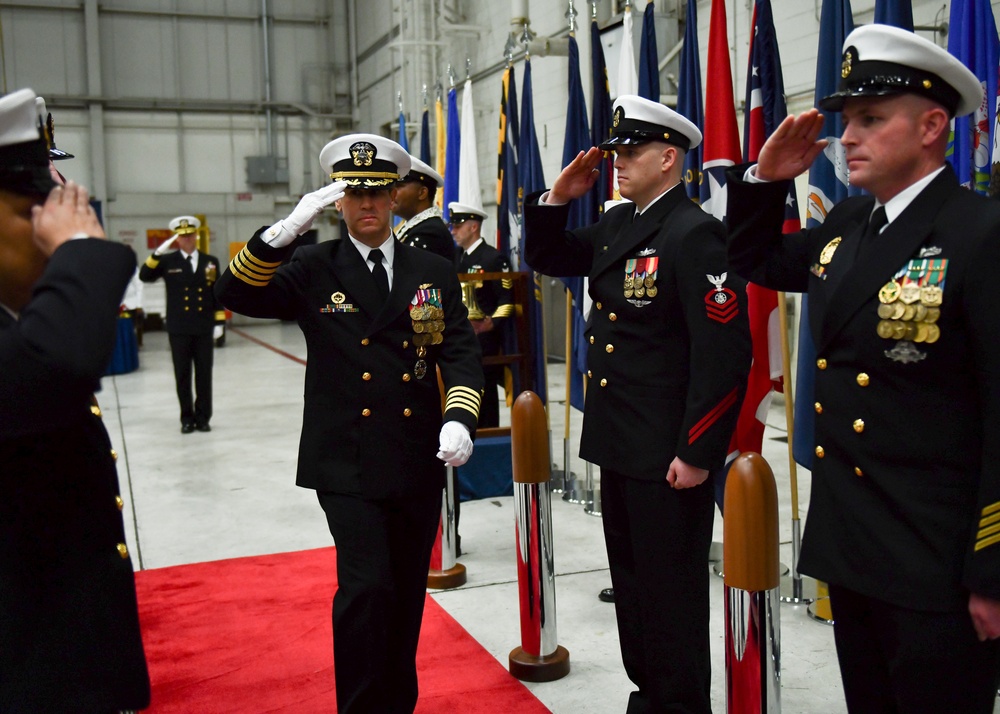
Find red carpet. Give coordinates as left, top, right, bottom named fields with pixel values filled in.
left=135, top=547, right=549, bottom=713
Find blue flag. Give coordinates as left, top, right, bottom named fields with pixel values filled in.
left=638, top=2, right=660, bottom=101
left=496, top=65, right=523, bottom=403
left=797, top=0, right=857, bottom=469
left=590, top=18, right=613, bottom=211
left=518, top=58, right=548, bottom=405
left=419, top=106, right=431, bottom=165
left=442, top=87, right=461, bottom=223
left=397, top=110, right=410, bottom=152
left=561, top=35, right=592, bottom=412
left=676, top=0, right=703, bottom=201
left=873, top=0, right=913, bottom=29
left=947, top=0, right=998, bottom=195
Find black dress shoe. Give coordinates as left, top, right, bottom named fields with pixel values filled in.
left=196, top=423, right=212, bottom=432
left=181, top=422, right=196, bottom=434
left=598, top=587, right=615, bottom=603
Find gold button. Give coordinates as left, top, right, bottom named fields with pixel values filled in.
left=816, top=358, right=827, bottom=370
left=361, top=338, right=370, bottom=346
left=815, top=446, right=825, bottom=458
left=403, top=408, right=412, bottom=417
left=117, top=543, right=129, bottom=559
left=110, top=449, right=118, bottom=462
left=362, top=408, right=371, bottom=417
left=115, top=495, right=124, bottom=511
left=587, top=370, right=592, bottom=378
left=814, top=402, right=823, bottom=414
left=609, top=313, right=617, bottom=321
left=600, top=378, right=608, bottom=387
left=605, top=344, right=614, bottom=353
left=856, top=373, right=870, bottom=387
left=91, top=404, right=102, bottom=418
left=854, top=467, right=864, bottom=477
left=853, top=419, right=865, bottom=433
left=362, top=372, right=372, bottom=381
left=589, top=336, right=595, bottom=344
left=596, top=302, right=603, bottom=310
left=402, top=373, right=411, bottom=382
left=403, top=340, right=409, bottom=348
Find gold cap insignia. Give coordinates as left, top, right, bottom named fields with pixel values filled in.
left=613, top=107, right=623, bottom=128
left=419, top=283, right=432, bottom=289
left=819, top=236, right=842, bottom=265
left=841, top=49, right=853, bottom=79
left=350, top=141, right=376, bottom=167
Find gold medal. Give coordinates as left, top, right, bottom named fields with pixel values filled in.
left=819, top=237, right=842, bottom=265
left=901, top=304, right=916, bottom=322
left=414, top=333, right=431, bottom=346
left=925, top=307, right=941, bottom=324
left=879, top=281, right=901, bottom=304
left=431, top=332, right=443, bottom=345
left=646, top=285, right=658, bottom=297
left=913, top=304, right=928, bottom=322
left=914, top=323, right=929, bottom=343
left=624, top=276, right=634, bottom=289
left=624, top=288, right=634, bottom=298
left=891, top=302, right=905, bottom=320
left=920, top=285, right=943, bottom=306
left=925, top=324, right=941, bottom=343
left=904, top=322, right=918, bottom=340
left=891, top=321, right=907, bottom=340
left=413, top=321, right=426, bottom=333
left=634, top=286, right=645, bottom=298
left=644, top=275, right=655, bottom=288
left=876, top=320, right=894, bottom=339
left=877, top=304, right=895, bottom=320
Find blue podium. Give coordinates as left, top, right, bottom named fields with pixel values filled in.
left=105, top=314, right=139, bottom=375
left=456, top=435, right=513, bottom=502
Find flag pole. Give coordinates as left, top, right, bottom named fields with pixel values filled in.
left=560, top=287, right=583, bottom=502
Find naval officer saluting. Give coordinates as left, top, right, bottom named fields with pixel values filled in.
left=215, top=133, right=483, bottom=714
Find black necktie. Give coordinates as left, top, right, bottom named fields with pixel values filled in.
left=368, top=248, right=389, bottom=302
left=860, top=206, right=888, bottom=249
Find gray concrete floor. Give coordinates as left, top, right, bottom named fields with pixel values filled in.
left=101, top=322, right=992, bottom=713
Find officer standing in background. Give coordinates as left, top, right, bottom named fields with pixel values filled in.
left=726, top=25, right=1000, bottom=713
left=215, top=133, right=483, bottom=714
left=524, top=95, right=751, bottom=713
left=139, top=215, right=225, bottom=433
left=392, top=154, right=455, bottom=260
left=449, top=201, right=513, bottom=428
left=0, top=87, right=149, bottom=712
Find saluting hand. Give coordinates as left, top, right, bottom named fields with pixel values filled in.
left=548, top=147, right=605, bottom=205
left=755, top=109, right=828, bottom=182
left=31, top=181, right=105, bottom=257
left=666, top=456, right=709, bottom=489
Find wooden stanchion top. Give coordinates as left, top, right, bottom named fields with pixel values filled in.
left=723, top=452, right=780, bottom=592
left=511, top=391, right=550, bottom=484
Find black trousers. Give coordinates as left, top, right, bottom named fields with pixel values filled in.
left=168, top=332, right=213, bottom=426
left=828, top=583, right=1000, bottom=714
left=601, top=468, right=715, bottom=714
left=477, top=364, right=503, bottom=429
left=316, top=491, right=440, bottom=714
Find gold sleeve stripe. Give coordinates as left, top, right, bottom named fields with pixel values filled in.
left=230, top=249, right=280, bottom=287
left=144, top=256, right=160, bottom=268
left=447, top=386, right=480, bottom=401
left=239, top=249, right=283, bottom=269
left=447, top=393, right=481, bottom=410
left=975, top=533, right=1000, bottom=551
left=214, top=311, right=227, bottom=321
left=980, top=512, right=1000, bottom=528
left=501, top=278, right=514, bottom=289
left=982, top=501, right=1000, bottom=516
left=977, top=523, right=1000, bottom=540
left=492, top=304, right=515, bottom=319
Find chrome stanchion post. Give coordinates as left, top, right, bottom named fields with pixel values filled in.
left=779, top=518, right=818, bottom=604
left=509, top=391, right=570, bottom=682
left=582, top=461, right=601, bottom=516
left=723, top=453, right=781, bottom=714
left=428, top=465, right=467, bottom=589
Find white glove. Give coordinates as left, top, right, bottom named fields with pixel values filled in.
left=154, top=234, right=180, bottom=255
left=213, top=325, right=224, bottom=340
left=437, top=421, right=473, bottom=467
left=264, top=181, right=347, bottom=247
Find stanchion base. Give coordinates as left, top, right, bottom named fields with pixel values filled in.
left=779, top=574, right=819, bottom=604
left=708, top=541, right=723, bottom=563
left=561, top=477, right=585, bottom=504
left=509, top=644, right=570, bottom=682
left=427, top=564, right=467, bottom=590
left=549, top=469, right=574, bottom=494
left=807, top=597, right=835, bottom=626
left=583, top=488, right=602, bottom=517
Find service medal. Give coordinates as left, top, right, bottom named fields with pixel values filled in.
left=413, top=321, right=425, bottom=333
left=819, top=237, right=842, bottom=265
left=877, top=304, right=895, bottom=320
left=899, top=283, right=921, bottom=304
left=891, top=302, right=905, bottom=320
left=901, top=304, right=916, bottom=322
left=920, top=285, right=943, bottom=306
left=878, top=281, right=901, bottom=303
left=431, top=332, right=443, bottom=345
left=624, top=276, right=634, bottom=289
left=646, top=285, right=658, bottom=297
left=925, top=307, right=940, bottom=324
left=913, top=304, right=928, bottom=322
left=634, top=286, right=645, bottom=298
left=876, top=320, right=894, bottom=339
left=644, top=275, right=655, bottom=288
left=925, top=324, right=941, bottom=343
left=624, top=288, right=634, bottom=298
left=914, top=323, right=929, bottom=343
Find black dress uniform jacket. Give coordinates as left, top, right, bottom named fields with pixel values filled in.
left=395, top=210, right=454, bottom=262
left=727, top=164, right=1000, bottom=611
left=0, top=240, right=150, bottom=711
left=139, top=249, right=226, bottom=334
left=215, top=230, right=483, bottom=498
left=524, top=187, right=751, bottom=475
left=455, top=240, right=514, bottom=360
